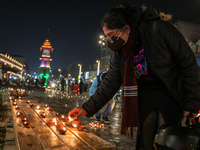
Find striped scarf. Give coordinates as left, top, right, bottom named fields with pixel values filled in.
left=120, top=33, right=139, bottom=137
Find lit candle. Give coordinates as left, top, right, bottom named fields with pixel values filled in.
left=30, top=104, right=34, bottom=107
left=40, top=113, right=46, bottom=118
left=47, top=107, right=49, bottom=110
left=101, top=123, right=106, bottom=127
left=62, top=115, right=65, bottom=119
left=36, top=105, right=40, bottom=110
left=15, top=106, right=20, bottom=110
left=69, top=116, right=72, bottom=122
left=73, top=124, right=78, bottom=128
left=55, top=113, right=60, bottom=117
left=44, top=104, right=48, bottom=108
left=78, top=125, right=85, bottom=131
left=53, top=118, right=57, bottom=125
left=13, top=102, right=17, bottom=106
left=13, top=99, right=17, bottom=102
left=59, top=127, right=66, bottom=135
left=17, top=112, right=21, bottom=117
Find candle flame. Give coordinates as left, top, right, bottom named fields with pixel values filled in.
left=47, top=107, right=49, bottom=110
left=24, top=122, right=27, bottom=124
left=63, top=127, right=66, bottom=131
left=69, top=117, right=72, bottom=122
left=53, top=118, right=57, bottom=123
left=73, top=124, right=77, bottom=128
left=37, top=106, right=40, bottom=109
left=62, top=115, right=64, bottom=118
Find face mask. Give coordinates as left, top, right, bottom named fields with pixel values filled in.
left=107, top=26, right=129, bottom=52
left=107, top=37, right=125, bottom=52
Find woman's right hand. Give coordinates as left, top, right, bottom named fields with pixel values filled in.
left=68, top=107, right=88, bottom=120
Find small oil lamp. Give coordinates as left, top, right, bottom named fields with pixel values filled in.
left=15, top=106, right=20, bottom=110
left=44, top=104, right=48, bottom=108
left=101, top=123, right=106, bottom=128
left=35, top=105, right=40, bottom=110
left=59, top=127, right=66, bottom=135
left=30, top=104, right=34, bottom=107
left=55, top=113, right=60, bottom=117
left=61, top=115, right=65, bottom=119
left=22, top=118, right=29, bottom=123
left=13, top=99, right=17, bottom=102
left=23, top=121, right=31, bottom=128
left=40, top=113, right=46, bottom=118
left=88, top=123, right=93, bottom=127
left=53, top=118, right=57, bottom=125
left=17, top=112, right=21, bottom=117
left=38, top=101, right=41, bottom=103
left=13, top=102, right=17, bottom=106
left=78, top=125, right=85, bottom=131
left=46, top=119, right=55, bottom=126
left=26, top=100, right=30, bottom=104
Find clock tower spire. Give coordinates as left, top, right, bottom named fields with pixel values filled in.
left=39, top=27, right=53, bottom=86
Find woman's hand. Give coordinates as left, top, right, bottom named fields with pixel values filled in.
left=68, top=107, right=88, bottom=120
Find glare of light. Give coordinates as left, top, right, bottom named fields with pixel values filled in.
left=99, top=41, right=101, bottom=44
left=100, top=35, right=104, bottom=39
left=73, top=124, right=78, bottom=128
left=51, top=83, right=55, bottom=88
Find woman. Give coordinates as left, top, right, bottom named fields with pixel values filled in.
left=69, top=3, right=200, bottom=149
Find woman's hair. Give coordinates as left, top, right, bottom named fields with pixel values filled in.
left=101, top=2, right=133, bottom=30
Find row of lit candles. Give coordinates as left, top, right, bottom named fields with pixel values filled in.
left=88, top=122, right=106, bottom=128
left=16, top=112, right=31, bottom=127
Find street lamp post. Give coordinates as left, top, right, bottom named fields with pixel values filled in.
left=78, top=64, right=82, bottom=81
left=99, top=35, right=105, bottom=72
left=96, top=60, right=100, bottom=75
left=58, top=69, right=61, bottom=80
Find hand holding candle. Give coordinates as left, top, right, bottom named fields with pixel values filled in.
left=68, top=107, right=88, bottom=120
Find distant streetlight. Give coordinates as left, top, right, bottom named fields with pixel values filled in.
left=78, top=64, right=82, bottom=81
left=96, top=60, right=100, bottom=75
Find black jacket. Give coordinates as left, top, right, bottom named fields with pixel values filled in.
left=83, top=6, right=200, bottom=118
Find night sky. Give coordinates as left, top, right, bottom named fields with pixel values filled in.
left=1, top=0, right=200, bottom=75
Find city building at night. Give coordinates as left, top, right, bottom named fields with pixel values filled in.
left=39, top=29, right=53, bottom=86
left=0, top=53, right=23, bottom=84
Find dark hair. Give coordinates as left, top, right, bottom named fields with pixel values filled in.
left=102, top=72, right=107, bottom=81
left=101, top=3, right=132, bottom=30
left=101, top=2, right=142, bottom=31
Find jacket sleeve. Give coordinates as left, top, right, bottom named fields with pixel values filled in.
left=82, top=52, right=123, bottom=117
left=157, top=21, right=200, bottom=112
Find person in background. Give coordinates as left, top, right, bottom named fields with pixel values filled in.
left=89, top=72, right=111, bottom=123
left=68, top=80, right=71, bottom=94
left=69, top=3, right=200, bottom=149
left=61, top=77, right=66, bottom=92
left=79, top=78, right=83, bottom=94
left=72, top=80, right=79, bottom=95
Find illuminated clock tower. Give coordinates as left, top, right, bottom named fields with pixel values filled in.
left=39, top=28, right=53, bottom=86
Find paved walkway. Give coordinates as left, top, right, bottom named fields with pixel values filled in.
left=2, top=88, right=136, bottom=150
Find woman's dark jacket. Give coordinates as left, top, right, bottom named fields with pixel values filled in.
left=82, top=6, right=200, bottom=122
